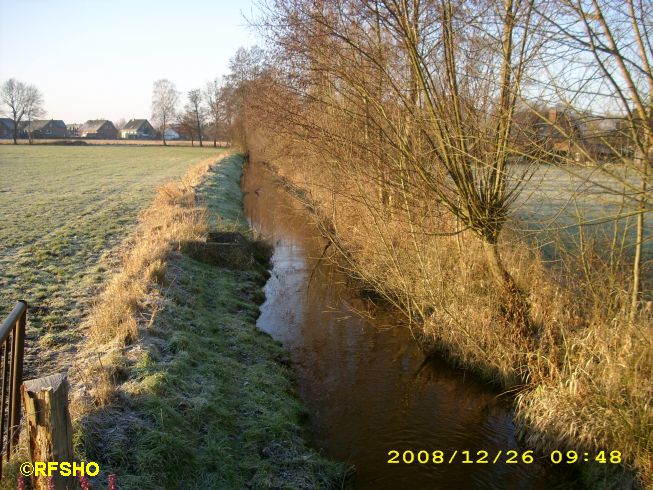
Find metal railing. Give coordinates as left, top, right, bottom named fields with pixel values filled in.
left=0, top=301, right=26, bottom=478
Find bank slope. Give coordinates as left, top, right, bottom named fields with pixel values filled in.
left=77, top=155, right=343, bottom=489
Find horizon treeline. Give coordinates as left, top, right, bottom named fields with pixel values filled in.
left=150, top=46, right=267, bottom=147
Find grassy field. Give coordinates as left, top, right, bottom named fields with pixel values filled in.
left=0, top=145, right=224, bottom=375
left=514, top=164, right=652, bottom=265
left=509, top=164, right=653, bottom=303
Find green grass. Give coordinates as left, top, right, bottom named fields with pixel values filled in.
left=76, top=155, right=344, bottom=489
left=0, top=145, right=222, bottom=338
left=197, top=154, right=250, bottom=232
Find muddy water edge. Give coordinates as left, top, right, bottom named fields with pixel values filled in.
left=242, top=160, right=574, bottom=489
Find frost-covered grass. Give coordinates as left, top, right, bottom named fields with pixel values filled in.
left=0, top=145, right=223, bottom=373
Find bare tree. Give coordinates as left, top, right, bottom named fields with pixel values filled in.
left=204, top=78, right=227, bottom=147
left=151, top=79, right=179, bottom=146
left=23, top=85, right=45, bottom=145
left=114, top=118, right=127, bottom=130
left=227, top=46, right=267, bottom=86
left=1, top=79, right=39, bottom=144
left=376, top=1, right=535, bottom=299
left=185, top=89, right=206, bottom=147
left=177, top=109, right=199, bottom=146
left=224, top=46, right=267, bottom=146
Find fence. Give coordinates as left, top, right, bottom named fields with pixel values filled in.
left=0, top=301, right=26, bottom=479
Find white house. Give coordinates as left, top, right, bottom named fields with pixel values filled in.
left=120, top=119, right=156, bottom=139
left=164, top=127, right=180, bottom=140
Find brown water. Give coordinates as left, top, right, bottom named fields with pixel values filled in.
left=243, top=161, right=568, bottom=490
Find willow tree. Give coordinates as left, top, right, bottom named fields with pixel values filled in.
left=255, top=0, right=544, bottom=338
left=336, top=0, right=544, bottom=337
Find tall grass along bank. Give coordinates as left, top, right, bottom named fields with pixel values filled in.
left=74, top=154, right=343, bottom=488
left=246, top=135, right=651, bottom=489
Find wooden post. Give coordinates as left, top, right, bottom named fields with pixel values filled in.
left=21, top=373, right=74, bottom=490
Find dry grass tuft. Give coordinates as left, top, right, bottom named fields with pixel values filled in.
left=516, top=258, right=653, bottom=489
left=82, top=156, right=223, bottom=405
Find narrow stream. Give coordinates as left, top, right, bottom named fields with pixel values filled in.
left=243, top=160, right=566, bottom=489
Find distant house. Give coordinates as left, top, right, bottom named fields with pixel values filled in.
left=584, top=141, right=616, bottom=161
left=79, top=120, right=118, bottom=139
left=120, top=119, right=156, bottom=140
left=534, top=108, right=583, bottom=159
left=163, top=127, right=180, bottom=140
left=19, top=119, right=67, bottom=139
left=533, top=109, right=631, bottom=163
left=0, top=118, right=15, bottom=139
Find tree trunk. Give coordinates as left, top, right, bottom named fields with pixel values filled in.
left=483, top=240, right=509, bottom=285
left=195, top=110, right=203, bottom=147
left=482, top=240, right=533, bottom=339
left=162, top=116, right=167, bottom=146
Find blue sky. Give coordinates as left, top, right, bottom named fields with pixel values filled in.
left=0, top=0, right=260, bottom=123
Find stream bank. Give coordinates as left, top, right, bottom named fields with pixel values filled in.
left=75, top=155, right=343, bottom=489
left=242, top=159, right=578, bottom=489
